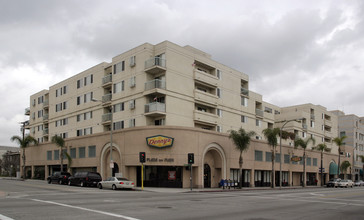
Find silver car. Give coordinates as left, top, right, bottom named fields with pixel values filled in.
left=97, top=177, right=135, bottom=190
left=338, top=179, right=354, bottom=188
left=354, top=180, right=364, bottom=186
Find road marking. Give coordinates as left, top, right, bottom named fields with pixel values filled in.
left=31, top=199, right=140, bottom=220
left=0, top=214, right=15, bottom=220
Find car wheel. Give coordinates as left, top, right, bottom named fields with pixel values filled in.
left=48, top=179, right=51, bottom=184
left=80, top=181, right=85, bottom=187
left=98, top=184, right=103, bottom=189
left=112, top=184, right=117, bottom=190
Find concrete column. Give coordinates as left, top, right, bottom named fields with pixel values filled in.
left=289, top=170, right=292, bottom=186
left=31, top=165, right=35, bottom=179
left=250, top=168, right=255, bottom=187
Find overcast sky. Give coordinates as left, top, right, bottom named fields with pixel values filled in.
left=1, top=0, right=363, bottom=146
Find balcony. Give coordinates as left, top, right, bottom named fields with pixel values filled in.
left=194, top=69, right=218, bottom=87
left=145, top=79, right=166, bottom=90
left=102, top=113, right=112, bottom=124
left=102, top=75, right=112, bottom=87
left=102, top=93, right=112, bottom=104
left=43, top=128, right=49, bottom=136
left=302, top=124, right=308, bottom=130
left=255, top=109, right=264, bottom=118
left=241, top=87, right=249, bottom=96
left=43, top=100, right=49, bottom=109
left=144, top=102, right=166, bottom=117
left=310, top=114, right=315, bottom=120
left=194, top=90, right=218, bottom=106
left=193, top=110, right=218, bottom=126
left=43, top=114, right=49, bottom=121
left=25, top=107, right=30, bottom=116
left=145, top=57, right=166, bottom=74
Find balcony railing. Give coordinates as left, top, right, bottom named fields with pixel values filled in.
left=102, top=93, right=112, bottom=103
left=43, top=100, right=49, bottom=108
left=43, top=129, right=49, bottom=135
left=25, top=107, right=30, bottom=115
left=241, top=87, right=249, bottom=96
left=102, top=113, right=112, bottom=123
left=145, top=57, right=166, bottom=74
left=43, top=114, right=49, bottom=121
left=145, top=102, right=166, bottom=114
left=102, top=74, right=112, bottom=85
left=255, top=109, right=264, bottom=117
left=145, top=79, right=166, bottom=91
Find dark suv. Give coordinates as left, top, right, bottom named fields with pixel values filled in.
left=68, top=172, right=102, bottom=187
left=47, top=172, right=71, bottom=185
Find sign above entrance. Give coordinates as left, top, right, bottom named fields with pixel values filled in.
left=146, top=135, right=174, bottom=148
left=291, top=156, right=302, bottom=162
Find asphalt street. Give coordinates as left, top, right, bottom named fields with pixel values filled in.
left=1, top=179, right=364, bottom=220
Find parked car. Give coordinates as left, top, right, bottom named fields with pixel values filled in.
left=47, top=171, right=71, bottom=185
left=354, top=180, right=364, bottom=186
left=98, top=177, right=135, bottom=190
left=327, top=178, right=341, bottom=187
left=338, top=179, right=354, bottom=188
left=68, top=172, right=102, bottom=187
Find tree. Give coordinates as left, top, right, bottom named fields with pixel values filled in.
left=333, top=136, right=347, bottom=178
left=10, top=134, right=38, bottom=180
left=51, top=135, right=72, bottom=172
left=262, top=128, right=280, bottom=188
left=340, top=161, right=351, bottom=179
left=312, top=143, right=331, bottom=186
left=229, top=128, right=256, bottom=189
left=294, top=137, right=315, bottom=187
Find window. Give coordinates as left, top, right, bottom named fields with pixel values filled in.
left=197, top=107, right=207, bottom=112
left=217, top=109, right=222, bottom=117
left=37, top=110, right=43, bottom=118
left=114, top=61, right=125, bottom=73
left=54, top=150, right=59, bottom=160
left=84, top=111, right=92, bottom=120
left=77, top=78, right=83, bottom=89
left=113, top=81, right=124, bottom=93
left=155, top=118, right=165, bottom=126
left=77, top=129, right=83, bottom=137
left=84, top=92, right=93, bottom=103
left=129, top=118, right=135, bottom=127
left=84, top=74, right=93, bottom=86
left=84, top=127, right=92, bottom=135
left=266, top=152, right=272, bottom=162
left=113, top=121, right=124, bottom=130
left=313, top=158, right=317, bottom=166
left=217, top=126, right=222, bottom=133
left=302, top=132, right=306, bottom=138
left=63, top=101, right=67, bottom=110
left=284, top=154, right=290, bottom=164
left=310, top=120, right=315, bottom=128
left=241, top=97, right=248, bottom=107
left=38, top=96, right=44, bottom=104
left=256, top=119, right=261, bottom=127
left=217, top=69, right=222, bottom=79
left=47, top=151, right=52, bottom=160
left=129, top=76, right=136, bottom=87
left=241, top=115, right=247, bottom=123
left=129, top=99, right=135, bottom=109
left=130, top=56, right=136, bottom=67
left=114, top=102, right=124, bottom=112
left=88, top=145, right=96, bottom=158
left=264, top=107, right=272, bottom=113
left=255, top=150, right=263, bottom=161
left=307, top=157, right=311, bottom=166
left=70, top=148, right=76, bottom=159
left=275, top=153, right=281, bottom=163
left=217, top=88, right=221, bottom=98
left=79, top=147, right=85, bottom=158
left=77, top=96, right=81, bottom=105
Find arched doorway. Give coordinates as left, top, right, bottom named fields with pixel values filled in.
left=113, top=163, right=119, bottom=177
left=204, top=164, right=211, bottom=188
left=100, top=143, right=122, bottom=179
left=201, top=143, right=226, bottom=188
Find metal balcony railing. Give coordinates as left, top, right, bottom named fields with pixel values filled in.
left=145, top=102, right=166, bottom=113
left=145, top=79, right=166, bottom=91
left=145, top=57, right=166, bottom=69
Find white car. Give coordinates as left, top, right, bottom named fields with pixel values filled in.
left=338, top=179, right=354, bottom=188
left=97, top=177, right=135, bottom=190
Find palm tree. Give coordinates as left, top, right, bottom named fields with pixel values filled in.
left=312, top=143, right=331, bottom=186
left=10, top=134, right=38, bottom=180
left=340, top=161, right=351, bottom=179
left=229, top=128, right=256, bottom=189
left=333, top=136, right=347, bottom=178
left=51, top=135, right=71, bottom=172
left=262, top=128, right=280, bottom=188
left=294, top=137, right=315, bottom=187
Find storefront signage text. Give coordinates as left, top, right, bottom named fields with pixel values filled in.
left=147, top=157, right=174, bottom=162
left=291, top=156, right=302, bottom=162
left=146, top=135, right=174, bottom=148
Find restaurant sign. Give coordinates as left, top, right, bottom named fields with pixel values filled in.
left=146, top=135, right=174, bottom=148
left=291, top=156, right=302, bottom=162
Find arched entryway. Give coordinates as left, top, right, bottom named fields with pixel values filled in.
left=201, top=143, right=226, bottom=188
left=100, top=143, right=122, bottom=179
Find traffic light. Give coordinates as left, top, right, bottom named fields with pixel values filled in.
left=139, top=152, right=146, bottom=163
left=188, top=153, right=194, bottom=164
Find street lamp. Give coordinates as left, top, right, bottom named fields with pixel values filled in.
left=278, top=117, right=304, bottom=189
left=92, top=98, right=114, bottom=178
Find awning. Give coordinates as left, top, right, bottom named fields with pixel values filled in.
left=329, top=162, right=338, bottom=175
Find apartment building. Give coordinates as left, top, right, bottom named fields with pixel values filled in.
left=23, top=41, right=346, bottom=188
left=332, top=111, right=364, bottom=180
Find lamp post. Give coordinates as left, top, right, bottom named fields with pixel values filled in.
left=278, top=117, right=304, bottom=189
left=92, top=98, right=113, bottom=178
